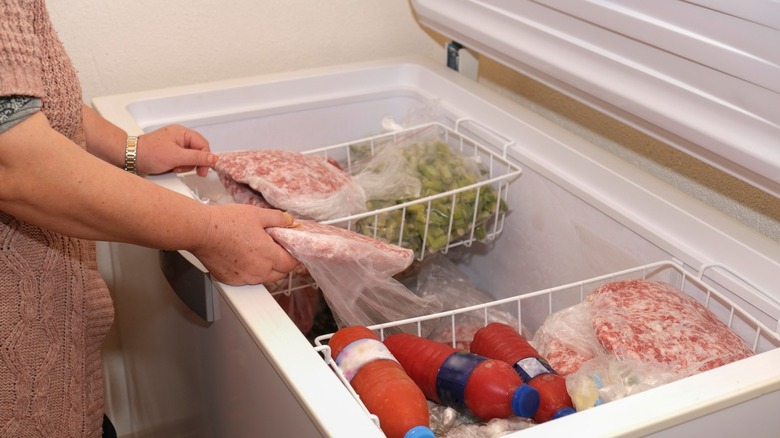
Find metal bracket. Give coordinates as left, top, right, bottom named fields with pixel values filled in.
left=159, top=250, right=216, bottom=323
left=446, top=41, right=479, bottom=80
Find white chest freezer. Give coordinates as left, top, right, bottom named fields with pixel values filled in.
left=92, top=1, right=780, bottom=437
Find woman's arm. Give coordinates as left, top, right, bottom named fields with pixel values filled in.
left=81, top=103, right=126, bottom=167
left=0, top=112, right=299, bottom=284
left=81, top=104, right=216, bottom=176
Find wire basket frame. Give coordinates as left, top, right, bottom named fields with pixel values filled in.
left=313, top=260, right=780, bottom=433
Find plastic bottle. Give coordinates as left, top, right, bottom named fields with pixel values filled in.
left=383, top=332, right=540, bottom=421
left=471, top=322, right=577, bottom=423
left=329, top=326, right=434, bottom=438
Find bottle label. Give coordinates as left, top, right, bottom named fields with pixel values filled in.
left=436, top=352, right=486, bottom=411
left=513, top=357, right=556, bottom=382
left=335, top=338, right=398, bottom=382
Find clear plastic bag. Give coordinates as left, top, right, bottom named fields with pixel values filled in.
left=566, top=355, right=681, bottom=411
left=427, top=401, right=474, bottom=436
left=214, top=149, right=367, bottom=221
left=414, top=255, right=520, bottom=348
left=352, top=126, right=506, bottom=255
left=380, top=98, right=446, bottom=132
left=532, top=302, right=607, bottom=377
left=351, top=144, right=422, bottom=202
left=266, top=221, right=443, bottom=329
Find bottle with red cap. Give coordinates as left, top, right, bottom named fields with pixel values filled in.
left=329, top=326, right=434, bottom=438
left=383, top=332, right=540, bottom=422
left=471, top=322, right=576, bottom=423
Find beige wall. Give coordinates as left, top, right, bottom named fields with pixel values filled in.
left=48, top=1, right=779, bottom=243
left=47, top=0, right=443, bottom=103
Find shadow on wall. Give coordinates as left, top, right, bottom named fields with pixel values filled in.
left=475, top=56, right=780, bottom=243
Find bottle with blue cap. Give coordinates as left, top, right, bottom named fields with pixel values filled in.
left=383, top=332, right=540, bottom=422
left=471, top=322, right=577, bottom=423
left=329, top=326, right=435, bottom=438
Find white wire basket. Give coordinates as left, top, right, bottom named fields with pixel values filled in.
left=312, top=260, right=780, bottom=432
left=314, top=121, right=521, bottom=258
left=180, top=120, right=523, bottom=297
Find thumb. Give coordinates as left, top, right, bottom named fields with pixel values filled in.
left=181, top=149, right=218, bottom=168
left=262, top=210, right=296, bottom=229
left=173, top=150, right=218, bottom=175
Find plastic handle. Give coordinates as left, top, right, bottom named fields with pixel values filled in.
left=454, top=117, right=516, bottom=158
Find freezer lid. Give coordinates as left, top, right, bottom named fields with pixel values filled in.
left=411, top=0, right=780, bottom=198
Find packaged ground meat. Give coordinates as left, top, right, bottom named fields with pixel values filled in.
left=532, top=303, right=605, bottom=377
left=533, top=279, right=753, bottom=379
left=587, top=279, right=754, bottom=376
left=214, top=149, right=367, bottom=221
left=217, top=173, right=274, bottom=209
left=266, top=221, right=442, bottom=329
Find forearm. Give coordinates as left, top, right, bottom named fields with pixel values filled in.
left=82, top=104, right=126, bottom=168
left=0, top=112, right=210, bottom=251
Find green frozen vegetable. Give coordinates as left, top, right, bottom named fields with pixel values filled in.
left=355, top=140, right=508, bottom=256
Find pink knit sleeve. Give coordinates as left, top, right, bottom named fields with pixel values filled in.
left=0, top=1, right=46, bottom=97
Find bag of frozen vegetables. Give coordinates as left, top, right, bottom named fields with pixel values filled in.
left=350, top=124, right=508, bottom=257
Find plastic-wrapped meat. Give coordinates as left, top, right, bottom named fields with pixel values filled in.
left=536, top=337, right=593, bottom=378
left=214, top=149, right=367, bottom=221
left=532, top=303, right=603, bottom=377
left=267, top=221, right=442, bottom=328
left=267, top=221, right=414, bottom=273
left=587, top=280, right=754, bottom=376
left=217, top=173, right=274, bottom=208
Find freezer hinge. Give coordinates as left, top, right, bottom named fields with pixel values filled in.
left=446, top=41, right=479, bottom=80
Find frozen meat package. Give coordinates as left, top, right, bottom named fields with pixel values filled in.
left=532, top=279, right=757, bottom=410
left=214, top=149, right=367, bottom=221
left=267, top=220, right=442, bottom=329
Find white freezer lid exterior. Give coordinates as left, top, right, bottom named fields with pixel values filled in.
left=412, top=0, right=780, bottom=198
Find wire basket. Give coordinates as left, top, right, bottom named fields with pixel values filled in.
left=312, top=260, right=780, bottom=432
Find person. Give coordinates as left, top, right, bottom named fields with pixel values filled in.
left=0, top=1, right=301, bottom=437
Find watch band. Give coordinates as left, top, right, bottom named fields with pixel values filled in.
left=124, top=135, right=138, bottom=174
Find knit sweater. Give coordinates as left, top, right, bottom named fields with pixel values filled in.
left=1, top=2, right=115, bottom=437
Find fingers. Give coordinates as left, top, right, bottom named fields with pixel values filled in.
left=261, top=209, right=296, bottom=229
left=261, top=210, right=301, bottom=278
left=172, top=149, right=217, bottom=176
left=214, top=252, right=301, bottom=286
left=272, top=248, right=301, bottom=276
left=137, top=125, right=214, bottom=176
left=194, top=150, right=217, bottom=176
left=182, top=127, right=210, bottom=152
left=194, top=199, right=302, bottom=286
left=237, top=208, right=300, bottom=282
left=181, top=149, right=217, bottom=168
left=250, top=268, right=290, bottom=285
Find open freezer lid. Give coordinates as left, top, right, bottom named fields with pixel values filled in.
left=411, top=0, right=780, bottom=198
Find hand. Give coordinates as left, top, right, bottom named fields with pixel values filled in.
left=192, top=204, right=302, bottom=286
left=136, top=124, right=216, bottom=176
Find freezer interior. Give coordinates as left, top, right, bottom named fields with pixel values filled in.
left=93, top=58, right=780, bottom=438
